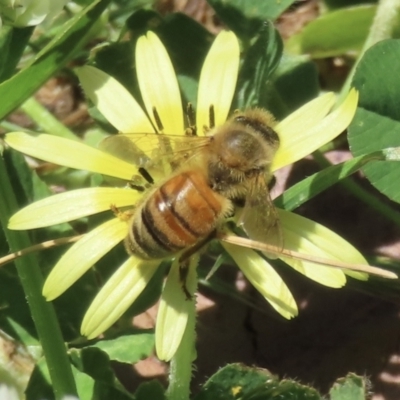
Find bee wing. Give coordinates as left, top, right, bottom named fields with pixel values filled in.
left=99, top=133, right=151, bottom=167
left=237, top=175, right=283, bottom=259
left=99, top=133, right=210, bottom=172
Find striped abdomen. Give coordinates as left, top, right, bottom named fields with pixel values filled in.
left=125, top=170, right=230, bottom=259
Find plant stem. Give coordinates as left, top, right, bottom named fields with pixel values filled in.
left=340, top=0, right=400, bottom=100
left=0, top=120, right=34, bottom=133
left=166, top=266, right=197, bottom=400
left=0, top=155, right=77, bottom=399
left=21, top=97, right=78, bottom=140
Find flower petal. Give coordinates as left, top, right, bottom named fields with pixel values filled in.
left=222, top=243, right=298, bottom=319
left=81, top=257, right=160, bottom=339
left=9, top=187, right=141, bottom=229
left=273, top=89, right=358, bottom=170
left=279, top=209, right=368, bottom=283
left=196, top=31, right=240, bottom=132
left=275, top=92, right=336, bottom=139
left=5, top=132, right=137, bottom=180
left=76, top=66, right=154, bottom=133
left=43, top=218, right=128, bottom=300
left=156, top=257, right=198, bottom=361
left=136, top=32, right=184, bottom=134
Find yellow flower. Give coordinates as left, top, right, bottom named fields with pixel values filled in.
left=6, top=31, right=364, bottom=362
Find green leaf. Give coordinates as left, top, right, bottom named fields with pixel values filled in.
left=206, top=0, right=296, bottom=38
left=51, top=270, right=100, bottom=342
left=274, top=150, right=393, bottom=211
left=6, top=318, right=40, bottom=348
left=0, top=0, right=111, bottom=121
left=287, top=5, right=376, bottom=58
left=3, top=148, right=33, bottom=207
left=263, top=54, right=319, bottom=119
left=125, top=8, right=163, bottom=39
left=70, top=347, right=133, bottom=400
left=0, top=266, right=35, bottom=340
left=177, top=75, right=198, bottom=108
left=235, top=22, right=283, bottom=110
left=156, top=13, right=213, bottom=77
left=348, top=39, right=400, bottom=202
left=0, top=26, right=34, bottom=82
left=93, top=41, right=138, bottom=101
left=194, top=364, right=272, bottom=400
left=90, top=333, right=154, bottom=364
left=73, top=364, right=95, bottom=400
left=134, top=380, right=166, bottom=400
left=329, top=373, right=368, bottom=400
left=70, top=347, right=113, bottom=384
left=25, top=362, right=53, bottom=400
left=194, top=364, right=321, bottom=400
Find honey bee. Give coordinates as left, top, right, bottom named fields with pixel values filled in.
left=103, top=108, right=281, bottom=291
left=0, top=109, right=396, bottom=281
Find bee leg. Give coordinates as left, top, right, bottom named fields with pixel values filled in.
left=178, top=231, right=216, bottom=300
left=128, top=170, right=154, bottom=191
left=128, top=182, right=146, bottom=192
left=110, top=204, right=133, bottom=222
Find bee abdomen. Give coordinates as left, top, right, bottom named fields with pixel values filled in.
left=126, top=170, right=226, bottom=259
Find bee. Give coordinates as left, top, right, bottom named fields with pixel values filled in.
left=125, top=168, right=232, bottom=260
left=0, top=109, right=396, bottom=282
left=103, top=108, right=282, bottom=293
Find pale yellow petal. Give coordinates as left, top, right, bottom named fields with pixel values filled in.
left=81, top=257, right=160, bottom=339
left=9, top=187, right=141, bottom=229
left=280, top=254, right=347, bottom=288
left=196, top=31, right=240, bottom=132
left=279, top=209, right=368, bottom=283
left=275, top=92, right=336, bottom=140
left=273, top=89, right=358, bottom=170
left=222, top=243, right=298, bottom=319
left=43, top=218, right=128, bottom=300
left=156, top=257, right=198, bottom=361
left=136, top=32, right=184, bottom=134
left=76, top=66, right=154, bottom=133
left=6, top=132, right=137, bottom=180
